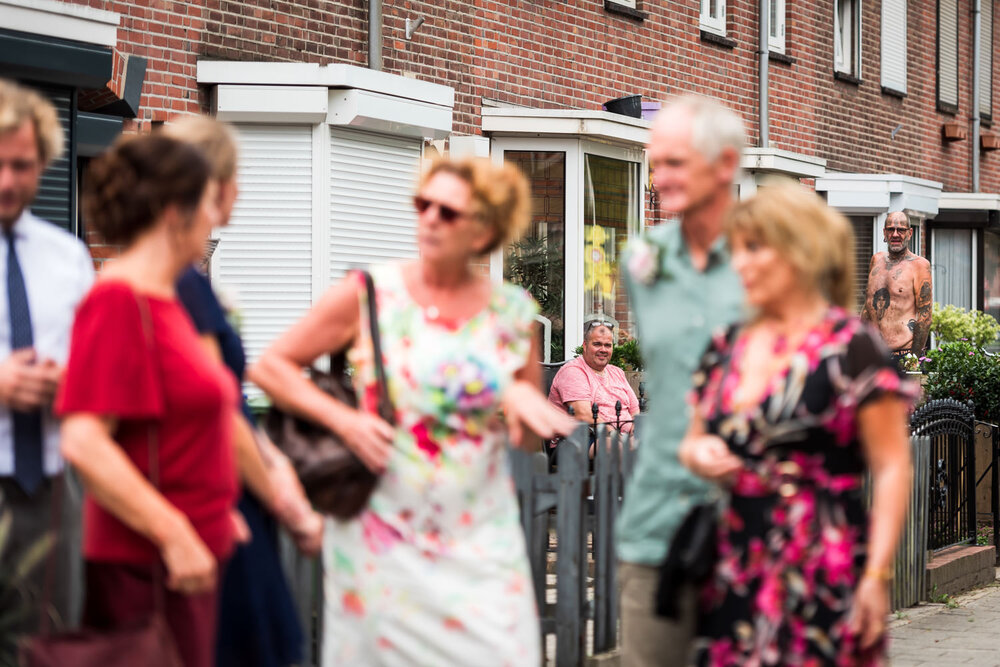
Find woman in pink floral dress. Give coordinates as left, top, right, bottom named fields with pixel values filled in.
left=679, top=182, right=916, bottom=666
left=252, top=157, right=575, bottom=665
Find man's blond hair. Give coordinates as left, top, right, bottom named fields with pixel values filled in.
left=0, top=79, right=64, bottom=167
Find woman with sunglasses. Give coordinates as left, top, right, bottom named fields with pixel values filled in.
left=251, top=156, right=575, bottom=665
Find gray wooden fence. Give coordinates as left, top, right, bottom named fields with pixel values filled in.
left=509, top=421, right=638, bottom=666
left=889, top=434, right=931, bottom=611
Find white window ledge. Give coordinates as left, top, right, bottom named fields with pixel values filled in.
left=938, top=193, right=1000, bottom=211
left=815, top=173, right=943, bottom=216
left=742, top=148, right=827, bottom=179
left=197, top=61, right=453, bottom=108
left=482, top=108, right=651, bottom=146
left=0, top=0, right=119, bottom=47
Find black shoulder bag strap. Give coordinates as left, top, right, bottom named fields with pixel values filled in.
left=360, top=270, right=394, bottom=426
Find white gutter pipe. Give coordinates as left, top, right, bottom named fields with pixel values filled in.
left=368, top=0, right=382, bottom=71
left=972, top=0, right=982, bottom=192
left=759, top=0, right=769, bottom=148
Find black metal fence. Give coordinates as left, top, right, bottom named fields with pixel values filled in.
left=911, top=399, right=977, bottom=550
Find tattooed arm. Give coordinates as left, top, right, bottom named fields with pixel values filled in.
left=861, top=255, right=878, bottom=323
left=911, top=259, right=933, bottom=354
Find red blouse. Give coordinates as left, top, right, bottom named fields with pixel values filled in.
left=56, top=281, right=239, bottom=564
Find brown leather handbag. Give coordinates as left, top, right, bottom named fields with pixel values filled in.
left=20, top=296, right=183, bottom=667
left=264, top=270, right=394, bottom=520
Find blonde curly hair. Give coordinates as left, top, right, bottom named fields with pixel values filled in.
left=0, top=79, right=64, bottom=167
left=419, top=156, right=530, bottom=255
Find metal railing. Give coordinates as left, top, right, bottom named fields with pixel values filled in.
left=888, top=435, right=931, bottom=610
left=911, top=399, right=978, bottom=550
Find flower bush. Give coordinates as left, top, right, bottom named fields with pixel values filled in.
left=931, top=303, right=1000, bottom=348
left=922, top=340, right=1000, bottom=422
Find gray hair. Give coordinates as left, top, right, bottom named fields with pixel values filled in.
left=657, top=95, right=746, bottom=163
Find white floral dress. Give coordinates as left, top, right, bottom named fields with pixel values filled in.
left=321, top=265, right=541, bottom=666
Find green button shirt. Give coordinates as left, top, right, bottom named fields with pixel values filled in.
left=616, top=221, right=744, bottom=566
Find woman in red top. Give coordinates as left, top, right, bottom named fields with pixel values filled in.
left=56, top=135, right=242, bottom=667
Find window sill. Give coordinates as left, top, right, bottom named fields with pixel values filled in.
left=833, top=70, right=861, bottom=86
left=881, top=86, right=906, bottom=99
left=769, top=51, right=794, bottom=65
left=700, top=30, right=736, bottom=49
left=937, top=101, right=959, bottom=116
left=604, top=1, right=647, bottom=21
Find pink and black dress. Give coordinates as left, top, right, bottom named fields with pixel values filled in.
left=689, top=308, right=917, bottom=667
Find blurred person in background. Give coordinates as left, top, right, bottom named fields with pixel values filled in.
left=0, top=78, right=93, bottom=635
left=163, top=115, right=322, bottom=667
left=679, top=180, right=915, bottom=665
left=617, top=96, right=746, bottom=667
left=251, top=156, right=575, bottom=665
left=56, top=134, right=243, bottom=667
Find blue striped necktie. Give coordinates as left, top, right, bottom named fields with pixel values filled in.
left=6, top=228, right=43, bottom=495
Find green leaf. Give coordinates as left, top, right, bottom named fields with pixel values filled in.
left=0, top=511, right=11, bottom=561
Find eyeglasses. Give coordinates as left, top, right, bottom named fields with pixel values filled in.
left=414, top=195, right=466, bottom=223
left=585, top=320, right=614, bottom=332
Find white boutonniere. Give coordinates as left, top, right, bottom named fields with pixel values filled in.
left=627, top=236, right=667, bottom=286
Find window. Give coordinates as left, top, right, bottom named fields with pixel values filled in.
left=492, top=136, right=643, bottom=361
left=937, top=0, right=959, bottom=112
left=980, top=0, right=994, bottom=119
left=932, top=228, right=976, bottom=311
left=583, top=155, right=640, bottom=336
left=881, top=0, right=907, bottom=94
left=701, top=0, right=726, bottom=35
left=984, top=229, right=1000, bottom=342
left=503, top=151, right=567, bottom=362
left=768, top=0, right=786, bottom=53
left=834, top=0, right=861, bottom=77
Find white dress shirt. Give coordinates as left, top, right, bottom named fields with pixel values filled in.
left=0, top=210, right=94, bottom=476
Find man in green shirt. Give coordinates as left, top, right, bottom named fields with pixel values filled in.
left=617, top=96, right=746, bottom=667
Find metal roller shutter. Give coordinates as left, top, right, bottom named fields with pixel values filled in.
left=212, top=124, right=314, bottom=393
left=850, top=216, right=874, bottom=313
left=980, top=0, right=994, bottom=118
left=881, top=0, right=907, bottom=94
left=329, top=128, right=421, bottom=282
left=30, top=85, right=73, bottom=232
left=938, top=0, right=959, bottom=109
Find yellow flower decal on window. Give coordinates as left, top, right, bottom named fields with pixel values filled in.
left=585, top=225, right=616, bottom=298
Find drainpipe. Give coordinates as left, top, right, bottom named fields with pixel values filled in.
left=972, top=0, right=982, bottom=192
left=368, top=0, right=382, bottom=71
left=758, top=0, right=769, bottom=148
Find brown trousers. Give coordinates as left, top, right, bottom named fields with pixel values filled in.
left=619, top=561, right=697, bottom=667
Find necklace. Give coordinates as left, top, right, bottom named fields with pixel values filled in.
left=425, top=304, right=440, bottom=320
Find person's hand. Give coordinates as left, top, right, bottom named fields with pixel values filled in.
left=849, top=575, right=889, bottom=651
left=502, top=380, right=577, bottom=448
left=290, top=511, right=324, bottom=557
left=681, top=434, right=742, bottom=482
left=160, top=520, right=217, bottom=595
left=339, top=411, right=394, bottom=473
left=0, top=350, right=61, bottom=411
left=231, top=510, right=251, bottom=544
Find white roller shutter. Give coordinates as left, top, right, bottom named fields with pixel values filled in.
left=980, top=0, right=994, bottom=117
left=938, top=0, right=959, bottom=109
left=881, top=0, right=907, bottom=94
left=329, top=128, right=421, bottom=281
left=213, top=125, right=314, bottom=388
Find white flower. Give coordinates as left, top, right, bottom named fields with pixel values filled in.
left=627, top=238, right=660, bottom=286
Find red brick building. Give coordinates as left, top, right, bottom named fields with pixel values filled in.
left=3, top=0, right=998, bottom=363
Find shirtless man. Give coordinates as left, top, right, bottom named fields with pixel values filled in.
left=862, top=212, right=932, bottom=360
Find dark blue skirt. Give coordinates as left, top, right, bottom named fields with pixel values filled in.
left=216, top=492, right=303, bottom=667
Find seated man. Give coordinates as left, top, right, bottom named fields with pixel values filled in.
left=548, top=320, right=640, bottom=435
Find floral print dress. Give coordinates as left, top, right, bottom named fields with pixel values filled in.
left=690, top=309, right=917, bottom=667
left=321, top=265, right=540, bottom=667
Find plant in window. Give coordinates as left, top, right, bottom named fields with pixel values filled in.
left=505, top=235, right=565, bottom=361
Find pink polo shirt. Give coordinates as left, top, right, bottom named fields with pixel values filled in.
left=548, top=356, right=639, bottom=429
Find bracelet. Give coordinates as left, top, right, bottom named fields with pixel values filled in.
left=862, top=566, right=893, bottom=582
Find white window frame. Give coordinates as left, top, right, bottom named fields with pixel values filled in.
left=834, top=0, right=862, bottom=77
left=489, top=137, right=644, bottom=359
left=881, top=0, right=907, bottom=94
left=700, top=0, right=727, bottom=36
left=768, top=0, right=786, bottom=54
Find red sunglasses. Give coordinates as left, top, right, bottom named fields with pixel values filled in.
left=414, top=195, right=466, bottom=223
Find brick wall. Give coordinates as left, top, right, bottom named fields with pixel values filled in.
left=68, top=0, right=997, bottom=191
